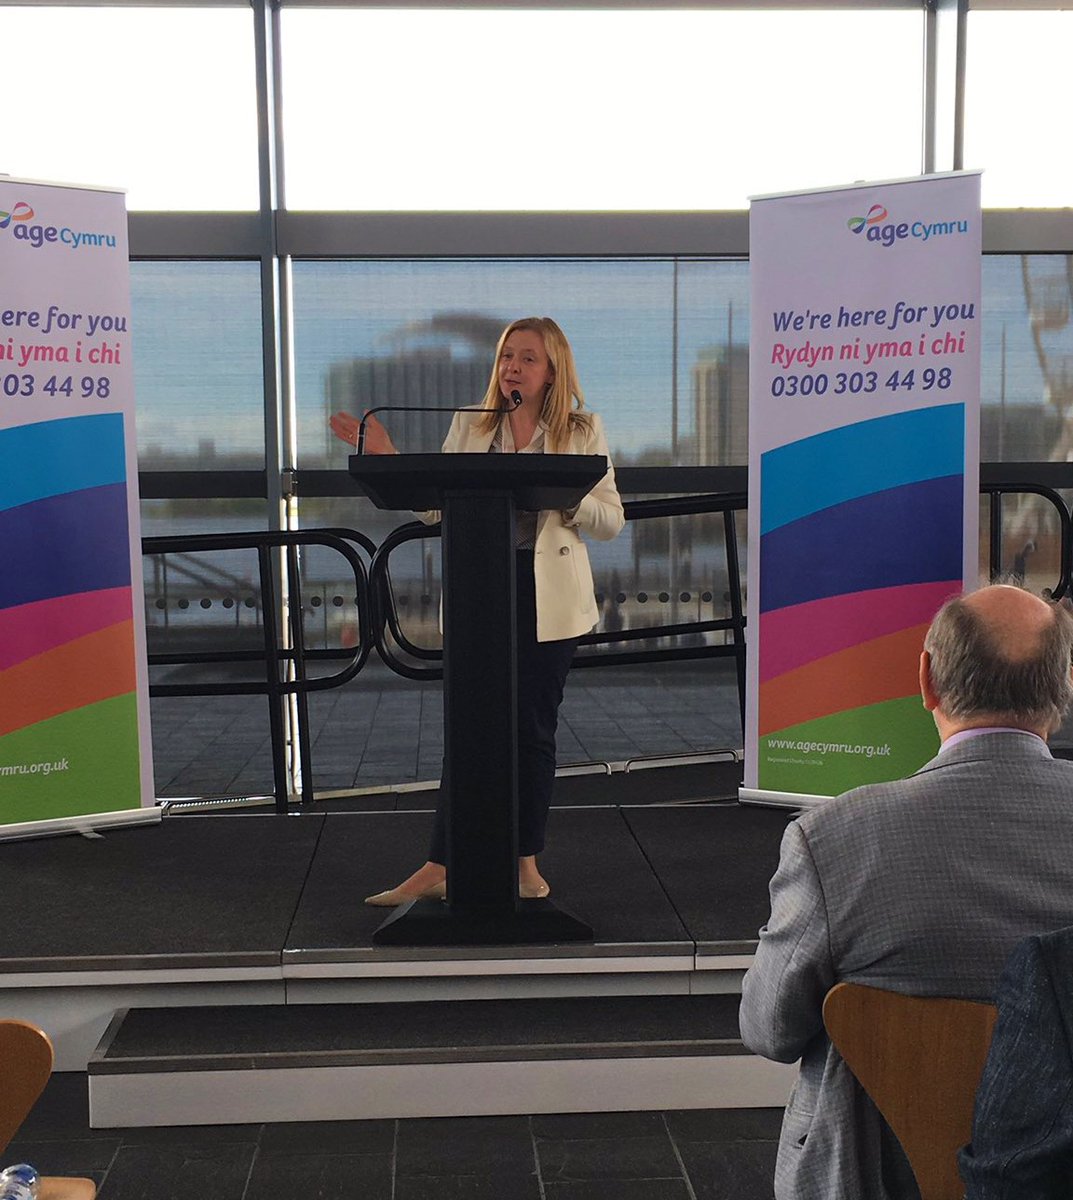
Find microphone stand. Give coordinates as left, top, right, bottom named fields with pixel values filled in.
left=355, top=391, right=523, bottom=455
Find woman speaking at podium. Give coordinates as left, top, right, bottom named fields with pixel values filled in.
left=331, top=316, right=624, bottom=904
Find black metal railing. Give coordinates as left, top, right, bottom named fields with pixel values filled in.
left=368, top=492, right=749, bottom=728
left=143, top=528, right=374, bottom=810
left=141, top=470, right=1073, bottom=807
left=981, top=480, right=1071, bottom=599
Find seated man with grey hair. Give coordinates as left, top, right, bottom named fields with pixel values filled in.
left=739, top=584, right=1073, bottom=1200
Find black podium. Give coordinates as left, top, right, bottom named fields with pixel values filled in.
left=350, top=453, right=606, bottom=945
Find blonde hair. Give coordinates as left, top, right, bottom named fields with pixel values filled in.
left=475, top=317, right=589, bottom=451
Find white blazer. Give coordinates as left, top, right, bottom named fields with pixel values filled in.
left=422, top=409, right=624, bottom=642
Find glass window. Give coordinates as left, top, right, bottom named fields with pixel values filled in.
left=965, top=11, right=1073, bottom=208
left=292, top=257, right=753, bottom=786
left=281, top=9, right=922, bottom=210
left=982, top=255, right=1071, bottom=463
left=295, top=495, right=746, bottom=790
left=131, top=262, right=265, bottom=470
left=294, top=257, right=755, bottom=472
left=142, top=499, right=275, bottom=798
left=0, top=7, right=259, bottom=211
left=292, top=258, right=679, bottom=470
left=676, top=260, right=751, bottom=467
left=141, top=499, right=272, bottom=671
left=982, top=254, right=1073, bottom=626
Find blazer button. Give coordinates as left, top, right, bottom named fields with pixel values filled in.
left=559, top=546, right=570, bottom=556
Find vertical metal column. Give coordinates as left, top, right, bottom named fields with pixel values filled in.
left=252, top=0, right=285, bottom=524
left=252, top=0, right=306, bottom=805
left=923, top=0, right=969, bottom=175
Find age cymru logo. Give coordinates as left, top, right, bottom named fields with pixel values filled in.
left=0, top=201, right=35, bottom=230
left=0, top=200, right=117, bottom=251
left=847, top=201, right=969, bottom=248
left=847, top=204, right=887, bottom=235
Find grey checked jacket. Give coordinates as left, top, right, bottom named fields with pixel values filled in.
left=739, top=732, right=1073, bottom=1200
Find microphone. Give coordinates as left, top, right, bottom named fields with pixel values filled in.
left=356, top=390, right=523, bottom=455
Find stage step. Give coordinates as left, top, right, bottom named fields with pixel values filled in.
left=88, top=994, right=794, bottom=1126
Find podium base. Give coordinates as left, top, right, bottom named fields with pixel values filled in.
left=372, top=897, right=594, bottom=946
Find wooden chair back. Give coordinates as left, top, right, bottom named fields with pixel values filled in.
left=0, top=1020, right=54, bottom=1156
left=823, top=982, right=997, bottom=1200
left=0, top=1020, right=97, bottom=1200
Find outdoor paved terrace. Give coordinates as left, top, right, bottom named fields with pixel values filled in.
left=149, top=657, right=746, bottom=801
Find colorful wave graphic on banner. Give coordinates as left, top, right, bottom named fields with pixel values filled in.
left=0, top=414, right=141, bottom=822
left=757, top=404, right=964, bottom=793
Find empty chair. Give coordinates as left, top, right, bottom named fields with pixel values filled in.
left=0, top=1020, right=96, bottom=1200
left=823, top=982, right=997, bottom=1200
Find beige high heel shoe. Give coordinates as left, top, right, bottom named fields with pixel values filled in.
left=364, top=880, right=446, bottom=907
left=519, top=880, right=550, bottom=900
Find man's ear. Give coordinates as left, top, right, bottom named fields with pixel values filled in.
left=919, top=650, right=939, bottom=712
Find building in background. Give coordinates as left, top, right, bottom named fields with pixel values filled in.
left=693, top=344, right=749, bottom=466
left=325, top=314, right=502, bottom=457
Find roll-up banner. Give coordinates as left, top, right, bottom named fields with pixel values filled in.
left=743, top=172, right=982, bottom=808
left=0, top=177, right=157, bottom=838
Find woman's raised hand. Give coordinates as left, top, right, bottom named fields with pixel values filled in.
left=329, top=411, right=398, bottom=455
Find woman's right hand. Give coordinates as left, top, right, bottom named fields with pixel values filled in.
left=329, top=411, right=398, bottom=455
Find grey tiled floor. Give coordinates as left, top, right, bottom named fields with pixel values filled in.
left=150, top=658, right=745, bottom=799
left=8, top=1075, right=782, bottom=1199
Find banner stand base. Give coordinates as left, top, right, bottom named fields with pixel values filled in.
left=738, top=786, right=832, bottom=813
left=0, top=806, right=162, bottom=844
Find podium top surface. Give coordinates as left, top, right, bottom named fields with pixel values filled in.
left=348, top=453, right=607, bottom=512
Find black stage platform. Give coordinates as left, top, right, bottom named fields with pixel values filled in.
left=1, top=793, right=789, bottom=974
left=1, top=763, right=798, bottom=1122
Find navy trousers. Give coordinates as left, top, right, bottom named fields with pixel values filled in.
left=429, top=550, right=579, bottom=863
